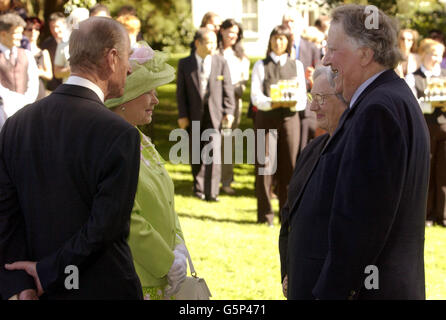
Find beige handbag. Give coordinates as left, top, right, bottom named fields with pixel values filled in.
left=175, top=246, right=212, bottom=300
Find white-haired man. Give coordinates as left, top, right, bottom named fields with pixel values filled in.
left=285, top=4, right=430, bottom=300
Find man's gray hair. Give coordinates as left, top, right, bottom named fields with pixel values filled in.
left=0, top=13, right=26, bottom=32
left=69, top=17, right=128, bottom=73
left=331, top=4, right=402, bottom=69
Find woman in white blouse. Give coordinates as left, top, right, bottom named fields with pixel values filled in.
left=217, top=18, right=250, bottom=195
left=250, top=25, right=307, bottom=226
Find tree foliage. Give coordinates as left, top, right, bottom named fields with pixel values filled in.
left=321, top=0, right=446, bottom=39
left=101, top=0, right=194, bottom=53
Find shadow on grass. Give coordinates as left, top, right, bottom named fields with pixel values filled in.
left=173, top=180, right=255, bottom=198
left=177, top=212, right=259, bottom=225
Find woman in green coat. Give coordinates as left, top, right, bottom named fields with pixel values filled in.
left=105, top=42, right=187, bottom=300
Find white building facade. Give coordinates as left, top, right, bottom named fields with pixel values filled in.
left=191, top=0, right=330, bottom=57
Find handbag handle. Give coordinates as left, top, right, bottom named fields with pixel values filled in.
left=183, top=244, right=198, bottom=278
left=176, top=235, right=198, bottom=278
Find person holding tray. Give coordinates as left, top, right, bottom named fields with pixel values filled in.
left=250, top=25, right=307, bottom=226
left=406, top=38, right=446, bottom=227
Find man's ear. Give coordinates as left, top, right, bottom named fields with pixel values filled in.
left=106, top=48, right=118, bottom=73
left=359, top=47, right=375, bottom=67
left=194, top=40, right=200, bottom=52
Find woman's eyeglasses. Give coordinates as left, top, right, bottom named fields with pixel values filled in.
left=307, top=93, right=337, bottom=105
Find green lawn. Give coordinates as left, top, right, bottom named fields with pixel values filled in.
left=144, top=53, right=446, bottom=300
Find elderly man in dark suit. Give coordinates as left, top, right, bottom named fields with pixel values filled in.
left=284, top=4, right=430, bottom=300
left=176, top=28, right=235, bottom=202
left=0, top=17, right=143, bottom=300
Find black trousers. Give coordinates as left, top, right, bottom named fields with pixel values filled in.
left=254, top=109, right=300, bottom=224
left=189, top=106, right=222, bottom=199
left=426, top=116, right=446, bottom=224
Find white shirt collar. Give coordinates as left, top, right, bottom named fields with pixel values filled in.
left=349, top=70, right=387, bottom=109
left=195, top=52, right=212, bottom=66
left=0, top=42, right=16, bottom=59
left=420, top=64, right=442, bottom=78
left=65, top=76, right=105, bottom=103
left=270, top=52, right=288, bottom=67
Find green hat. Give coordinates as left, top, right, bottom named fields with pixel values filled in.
left=105, top=42, right=175, bottom=108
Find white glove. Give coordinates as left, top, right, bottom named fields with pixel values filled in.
left=165, top=248, right=187, bottom=297
left=174, top=242, right=188, bottom=257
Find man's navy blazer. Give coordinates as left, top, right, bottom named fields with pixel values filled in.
left=285, top=70, right=430, bottom=300
left=0, top=84, right=143, bottom=299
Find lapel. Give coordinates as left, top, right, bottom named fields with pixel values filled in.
left=208, top=55, right=218, bottom=89
left=52, top=84, right=104, bottom=105
left=188, top=54, right=201, bottom=96
left=288, top=69, right=398, bottom=216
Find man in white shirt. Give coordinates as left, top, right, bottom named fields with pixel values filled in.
left=0, top=13, right=39, bottom=119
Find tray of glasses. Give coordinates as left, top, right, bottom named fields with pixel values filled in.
left=419, top=96, right=446, bottom=114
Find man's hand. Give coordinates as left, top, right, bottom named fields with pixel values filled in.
left=282, top=275, right=288, bottom=298
left=18, top=289, right=39, bottom=300
left=5, top=261, right=44, bottom=296
left=178, top=117, right=190, bottom=129
left=223, top=114, right=234, bottom=129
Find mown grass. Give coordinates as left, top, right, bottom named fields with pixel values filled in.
left=143, top=53, right=446, bottom=300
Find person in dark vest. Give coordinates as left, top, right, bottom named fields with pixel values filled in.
left=250, top=25, right=307, bottom=226
left=282, top=10, right=322, bottom=152
left=176, top=28, right=235, bottom=202
left=406, top=38, right=446, bottom=227
left=0, top=12, right=38, bottom=119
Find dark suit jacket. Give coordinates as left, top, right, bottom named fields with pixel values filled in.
left=286, top=70, right=430, bottom=300
left=176, top=53, right=235, bottom=129
left=0, top=84, right=143, bottom=300
left=279, top=133, right=330, bottom=282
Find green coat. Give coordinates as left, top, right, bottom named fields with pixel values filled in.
left=128, top=129, right=184, bottom=289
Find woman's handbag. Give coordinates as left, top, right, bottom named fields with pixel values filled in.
left=175, top=246, right=212, bottom=300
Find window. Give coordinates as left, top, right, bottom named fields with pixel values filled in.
left=242, top=0, right=258, bottom=34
